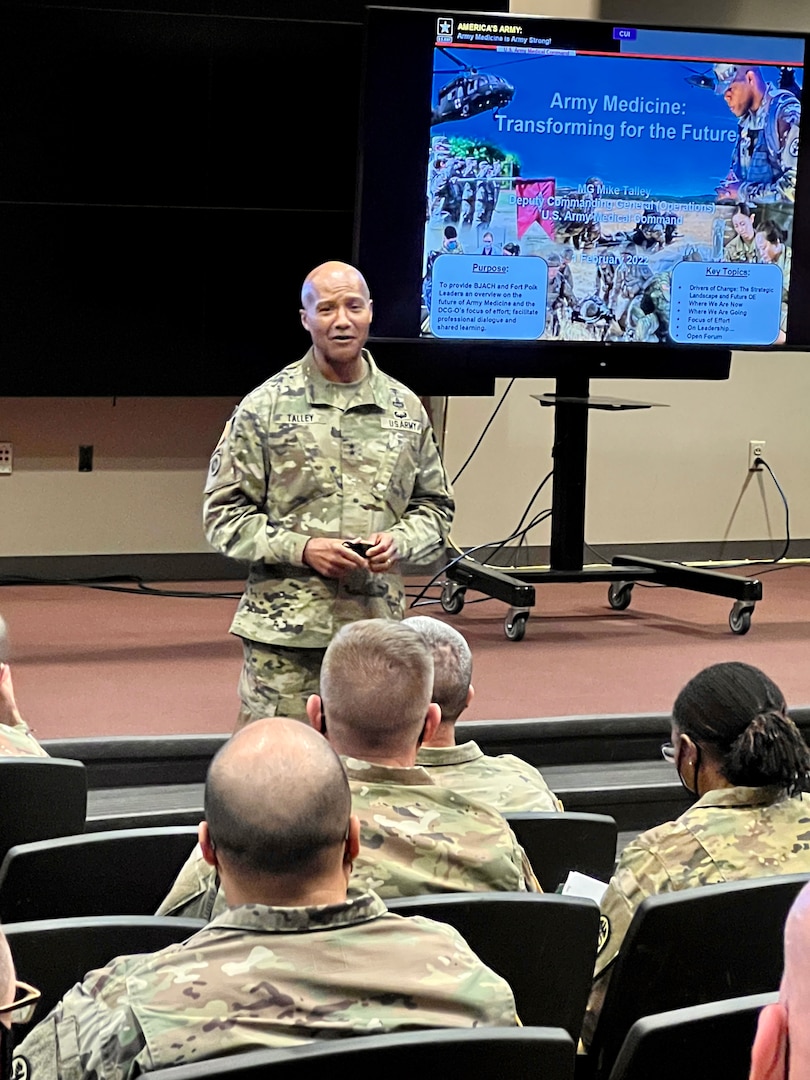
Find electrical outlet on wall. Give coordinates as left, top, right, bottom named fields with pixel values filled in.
left=748, top=440, right=766, bottom=471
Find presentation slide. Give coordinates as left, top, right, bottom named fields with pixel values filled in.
left=423, top=17, right=802, bottom=346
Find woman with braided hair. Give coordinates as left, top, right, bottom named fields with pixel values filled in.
left=583, top=661, right=810, bottom=1046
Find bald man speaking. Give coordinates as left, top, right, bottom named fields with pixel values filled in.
left=204, top=260, right=454, bottom=730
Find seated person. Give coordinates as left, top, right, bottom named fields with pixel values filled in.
left=583, top=661, right=810, bottom=1047
left=158, top=619, right=539, bottom=920
left=723, top=203, right=758, bottom=263
left=0, top=616, right=47, bottom=757
left=755, top=220, right=791, bottom=344
left=750, top=878, right=810, bottom=1080
left=0, top=664, right=47, bottom=758
left=14, top=717, right=518, bottom=1075
left=408, top=615, right=563, bottom=811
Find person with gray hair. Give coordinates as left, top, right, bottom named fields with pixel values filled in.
left=408, top=615, right=562, bottom=812
left=749, top=878, right=810, bottom=1080
left=156, top=619, right=539, bottom=920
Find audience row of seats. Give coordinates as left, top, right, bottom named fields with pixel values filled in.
left=3, top=874, right=805, bottom=1078
left=0, top=767, right=804, bottom=1080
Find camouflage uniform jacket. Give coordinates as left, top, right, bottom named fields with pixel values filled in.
left=203, top=349, right=454, bottom=648
left=582, top=786, right=810, bottom=1046
left=723, top=232, right=758, bottom=263
left=344, top=757, right=541, bottom=895
left=0, top=720, right=48, bottom=758
left=154, top=758, right=540, bottom=921
left=15, top=891, right=518, bottom=1078
left=416, top=741, right=563, bottom=813
left=731, top=85, right=801, bottom=204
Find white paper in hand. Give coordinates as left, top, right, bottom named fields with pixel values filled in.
left=561, top=870, right=609, bottom=904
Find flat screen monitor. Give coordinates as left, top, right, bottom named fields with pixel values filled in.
left=355, top=6, right=809, bottom=388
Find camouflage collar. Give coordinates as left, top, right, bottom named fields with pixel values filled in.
left=205, top=889, right=387, bottom=934
left=302, top=349, right=392, bottom=410
left=692, top=784, right=791, bottom=809
left=342, top=756, right=435, bottom=786
left=416, top=741, right=483, bottom=766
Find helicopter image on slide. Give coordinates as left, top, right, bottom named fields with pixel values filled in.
left=431, top=48, right=515, bottom=125
left=682, top=65, right=716, bottom=90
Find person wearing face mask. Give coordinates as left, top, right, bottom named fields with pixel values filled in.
left=581, top=661, right=810, bottom=1048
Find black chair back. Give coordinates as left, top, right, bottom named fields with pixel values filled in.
left=387, top=891, right=599, bottom=1038
left=0, top=826, right=199, bottom=920
left=607, top=991, right=778, bottom=1080
left=5, top=914, right=206, bottom=1038
left=139, top=1026, right=575, bottom=1079
left=503, top=811, right=617, bottom=892
left=0, top=757, right=87, bottom=862
left=590, top=873, right=810, bottom=1079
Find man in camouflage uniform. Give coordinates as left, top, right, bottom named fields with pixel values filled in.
left=714, top=63, right=801, bottom=205
left=408, top=615, right=563, bottom=813
left=14, top=717, right=518, bottom=1076
left=203, top=261, right=454, bottom=728
left=582, top=784, right=810, bottom=1047
left=156, top=620, right=539, bottom=920
left=608, top=248, right=653, bottom=331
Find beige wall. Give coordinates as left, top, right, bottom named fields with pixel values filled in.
left=0, top=397, right=237, bottom=556
left=0, top=0, right=805, bottom=559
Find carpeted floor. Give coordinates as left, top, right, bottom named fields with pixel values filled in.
left=1, top=561, right=808, bottom=739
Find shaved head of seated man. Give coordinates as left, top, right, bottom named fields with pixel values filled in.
left=15, top=717, right=517, bottom=1077
left=750, top=878, right=810, bottom=1080
left=407, top=615, right=563, bottom=812
left=156, top=620, right=539, bottom=921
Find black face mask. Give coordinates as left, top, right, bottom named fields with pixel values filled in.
left=0, top=1023, right=16, bottom=1079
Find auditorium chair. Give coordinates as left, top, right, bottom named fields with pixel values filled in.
left=0, top=757, right=87, bottom=862
left=4, top=914, right=206, bottom=1039
left=139, top=1026, right=576, bottom=1079
left=503, top=811, right=618, bottom=892
left=0, top=825, right=199, bottom=920
left=85, top=807, right=204, bottom=832
left=387, top=891, right=599, bottom=1039
left=584, top=873, right=810, bottom=1080
left=606, top=991, right=778, bottom=1080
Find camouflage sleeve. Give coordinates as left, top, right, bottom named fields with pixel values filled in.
left=739, top=99, right=800, bottom=204
left=0, top=721, right=49, bottom=758
left=15, top=960, right=147, bottom=1079
left=202, top=402, right=310, bottom=568
left=592, top=836, right=674, bottom=979
left=514, top=838, right=542, bottom=893
left=579, top=839, right=664, bottom=1049
left=387, top=406, right=454, bottom=565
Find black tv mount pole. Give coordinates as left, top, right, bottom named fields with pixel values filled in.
left=441, top=368, right=762, bottom=641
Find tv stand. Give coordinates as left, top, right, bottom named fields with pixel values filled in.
left=442, top=373, right=762, bottom=640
